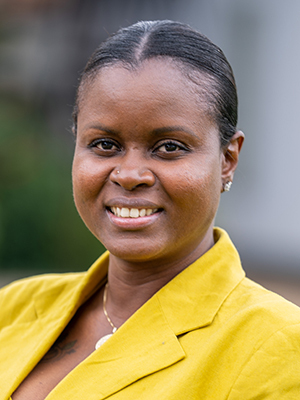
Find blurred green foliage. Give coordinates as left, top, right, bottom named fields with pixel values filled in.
left=0, top=94, right=105, bottom=273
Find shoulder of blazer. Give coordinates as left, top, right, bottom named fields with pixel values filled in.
left=0, top=272, right=85, bottom=329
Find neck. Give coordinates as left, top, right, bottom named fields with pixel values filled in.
left=104, top=231, right=215, bottom=328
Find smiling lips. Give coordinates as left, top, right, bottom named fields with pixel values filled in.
left=110, top=207, right=159, bottom=218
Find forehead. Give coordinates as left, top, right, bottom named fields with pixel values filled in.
left=78, top=58, right=215, bottom=116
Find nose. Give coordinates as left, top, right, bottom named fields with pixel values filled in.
left=110, top=153, right=156, bottom=191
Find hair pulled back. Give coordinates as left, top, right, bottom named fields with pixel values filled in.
left=73, top=20, right=238, bottom=147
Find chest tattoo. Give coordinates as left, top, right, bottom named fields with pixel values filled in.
left=40, top=332, right=78, bottom=364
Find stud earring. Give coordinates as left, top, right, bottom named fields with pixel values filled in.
left=224, top=181, right=232, bottom=192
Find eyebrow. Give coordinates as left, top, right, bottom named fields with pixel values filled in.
left=82, top=123, right=118, bottom=134
left=82, top=123, right=197, bottom=138
left=152, top=126, right=198, bottom=138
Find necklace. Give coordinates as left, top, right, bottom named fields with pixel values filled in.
left=95, top=283, right=117, bottom=350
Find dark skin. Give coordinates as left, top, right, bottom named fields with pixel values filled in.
left=12, top=59, right=243, bottom=399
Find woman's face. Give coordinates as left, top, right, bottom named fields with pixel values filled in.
left=73, top=59, right=232, bottom=266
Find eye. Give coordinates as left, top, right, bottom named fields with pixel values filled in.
left=154, top=140, right=188, bottom=155
left=89, top=138, right=120, bottom=153
left=159, top=142, right=180, bottom=152
left=97, top=139, right=117, bottom=150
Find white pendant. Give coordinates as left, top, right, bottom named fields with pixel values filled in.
left=95, top=333, right=113, bottom=350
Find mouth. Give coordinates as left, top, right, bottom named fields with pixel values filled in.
left=108, top=207, right=159, bottom=218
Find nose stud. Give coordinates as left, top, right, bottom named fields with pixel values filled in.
left=116, top=170, right=120, bottom=174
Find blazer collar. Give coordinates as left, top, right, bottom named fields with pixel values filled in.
left=158, top=228, right=245, bottom=335
left=34, top=228, right=243, bottom=334
left=48, top=295, right=185, bottom=400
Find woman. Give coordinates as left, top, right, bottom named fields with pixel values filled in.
left=1, top=20, right=300, bottom=399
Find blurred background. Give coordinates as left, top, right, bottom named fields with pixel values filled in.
left=0, top=0, right=299, bottom=304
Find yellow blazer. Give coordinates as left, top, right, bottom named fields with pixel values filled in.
left=1, top=228, right=300, bottom=399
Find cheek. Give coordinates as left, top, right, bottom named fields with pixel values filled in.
left=166, top=164, right=221, bottom=216
left=72, top=154, right=106, bottom=205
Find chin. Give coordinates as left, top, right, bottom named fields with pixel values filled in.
left=104, top=240, right=165, bottom=263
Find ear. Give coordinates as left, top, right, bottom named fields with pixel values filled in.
left=221, top=130, right=244, bottom=192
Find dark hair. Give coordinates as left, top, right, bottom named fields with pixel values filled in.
left=73, top=20, right=238, bottom=147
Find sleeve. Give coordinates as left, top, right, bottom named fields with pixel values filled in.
left=228, top=323, right=300, bottom=399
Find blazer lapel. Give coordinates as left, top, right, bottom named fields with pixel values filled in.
left=0, top=253, right=109, bottom=400
left=47, top=294, right=185, bottom=400
left=0, top=278, right=83, bottom=399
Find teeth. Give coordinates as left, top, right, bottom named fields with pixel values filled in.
left=120, top=208, right=130, bottom=217
left=110, top=207, right=158, bottom=218
left=139, top=209, right=146, bottom=217
left=129, top=208, right=139, bottom=218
